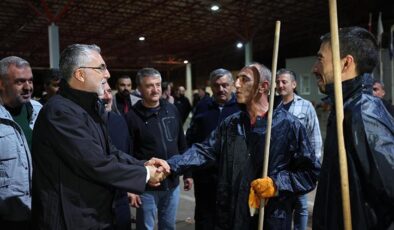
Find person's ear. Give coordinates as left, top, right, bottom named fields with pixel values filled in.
left=260, top=81, right=270, bottom=94
left=342, top=55, right=354, bottom=72
left=74, top=69, right=85, bottom=82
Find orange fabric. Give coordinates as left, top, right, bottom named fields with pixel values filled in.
left=251, top=177, right=276, bottom=199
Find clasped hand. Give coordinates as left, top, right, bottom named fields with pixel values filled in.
left=145, top=157, right=171, bottom=187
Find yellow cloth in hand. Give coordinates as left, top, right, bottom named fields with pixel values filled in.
left=251, top=177, right=277, bottom=199
left=248, top=187, right=260, bottom=216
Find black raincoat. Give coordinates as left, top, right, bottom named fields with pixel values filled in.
left=168, top=108, right=321, bottom=230
left=313, top=73, right=394, bottom=230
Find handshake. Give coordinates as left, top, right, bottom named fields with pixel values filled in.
left=145, top=157, right=171, bottom=187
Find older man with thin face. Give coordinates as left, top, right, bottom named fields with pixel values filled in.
left=31, top=44, right=169, bottom=229
left=0, top=56, right=42, bottom=229
left=168, top=63, right=320, bottom=230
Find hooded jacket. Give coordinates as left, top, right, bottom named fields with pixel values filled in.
left=0, top=100, right=41, bottom=221
left=313, top=73, right=394, bottom=230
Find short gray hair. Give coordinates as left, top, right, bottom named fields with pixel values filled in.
left=209, top=68, right=233, bottom=83
left=246, top=62, right=271, bottom=84
left=277, top=68, right=297, bottom=81
left=59, top=44, right=101, bottom=81
left=0, top=56, right=30, bottom=81
left=135, top=68, right=161, bottom=87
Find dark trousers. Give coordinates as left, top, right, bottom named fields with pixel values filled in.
left=194, top=180, right=217, bottom=230
left=114, top=192, right=131, bottom=230
left=0, top=220, right=31, bottom=230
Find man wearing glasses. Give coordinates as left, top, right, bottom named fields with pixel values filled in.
left=31, top=44, right=169, bottom=229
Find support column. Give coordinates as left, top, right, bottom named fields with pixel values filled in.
left=186, top=63, right=192, bottom=102
left=245, top=41, right=253, bottom=65
left=48, top=23, right=60, bottom=68
left=391, top=25, right=394, bottom=104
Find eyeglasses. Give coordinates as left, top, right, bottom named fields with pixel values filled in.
left=79, top=63, right=107, bottom=73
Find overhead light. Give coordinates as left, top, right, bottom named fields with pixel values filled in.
left=183, top=60, right=189, bottom=64
left=210, top=4, right=220, bottom=11
left=236, top=42, right=243, bottom=48
left=139, top=36, right=145, bottom=41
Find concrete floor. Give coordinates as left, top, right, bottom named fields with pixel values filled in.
left=129, top=179, right=316, bottom=230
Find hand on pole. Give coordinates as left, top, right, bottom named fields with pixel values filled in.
left=248, top=177, right=276, bottom=216
left=251, top=177, right=277, bottom=199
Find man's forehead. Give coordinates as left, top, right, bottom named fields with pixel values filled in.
left=215, top=75, right=231, bottom=83
left=9, top=65, right=32, bottom=77
left=118, top=78, right=131, bottom=84
left=277, top=73, right=292, bottom=80
left=238, top=67, right=252, bottom=76
left=319, top=42, right=331, bottom=53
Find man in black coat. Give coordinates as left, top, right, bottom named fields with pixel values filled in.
left=186, top=68, right=240, bottom=230
left=125, top=68, right=192, bottom=230
left=31, top=44, right=168, bottom=229
left=312, top=27, right=394, bottom=230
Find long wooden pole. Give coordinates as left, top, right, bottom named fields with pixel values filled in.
left=328, top=1, right=352, bottom=229
left=257, top=20, right=281, bottom=230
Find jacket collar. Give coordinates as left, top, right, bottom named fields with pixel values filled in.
left=59, top=79, right=105, bottom=118
left=325, top=73, right=374, bottom=105
left=208, top=93, right=237, bottom=108
left=133, top=99, right=168, bottom=118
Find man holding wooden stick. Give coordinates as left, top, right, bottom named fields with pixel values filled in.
left=167, top=63, right=320, bottom=229
left=312, top=26, right=394, bottom=230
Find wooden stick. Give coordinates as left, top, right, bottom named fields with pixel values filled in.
left=328, top=1, right=352, bottom=229
left=257, top=20, right=281, bottom=230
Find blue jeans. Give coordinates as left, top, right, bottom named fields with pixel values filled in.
left=136, top=186, right=180, bottom=230
left=293, top=194, right=308, bottom=230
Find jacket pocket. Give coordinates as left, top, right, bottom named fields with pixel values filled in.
left=0, top=127, right=18, bottom=188
left=161, top=116, right=177, bottom=141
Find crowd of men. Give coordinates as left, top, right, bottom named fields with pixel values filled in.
left=0, top=26, right=393, bottom=230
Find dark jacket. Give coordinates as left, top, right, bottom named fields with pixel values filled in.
left=381, top=98, right=394, bottom=117
left=125, top=99, right=189, bottom=191
left=174, top=95, right=192, bottom=124
left=168, top=108, right=321, bottom=230
left=31, top=82, right=147, bottom=230
left=186, top=94, right=240, bottom=182
left=186, top=94, right=240, bottom=146
left=313, top=73, right=394, bottom=230
left=103, top=111, right=131, bottom=154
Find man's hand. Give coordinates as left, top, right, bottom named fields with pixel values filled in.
left=128, top=193, right=142, bottom=208
left=183, top=178, right=193, bottom=191
left=250, top=177, right=277, bottom=199
left=146, top=165, right=167, bottom=187
left=145, top=157, right=171, bottom=175
left=248, top=177, right=276, bottom=216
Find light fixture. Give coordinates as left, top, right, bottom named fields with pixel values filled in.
left=183, top=60, right=189, bottom=64
left=139, top=36, right=145, bottom=41
left=236, top=42, right=243, bottom=48
left=210, top=4, right=220, bottom=11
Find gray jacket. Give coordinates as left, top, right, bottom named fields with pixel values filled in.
left=0, top=100, right=41, bottom=221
